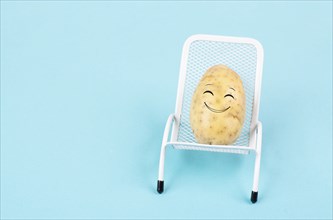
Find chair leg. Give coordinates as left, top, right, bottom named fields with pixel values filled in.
left=251, top=150, right=261, bottom=203
left=156, top=114, right=175, bottom=194
left=157, top=144, right=167, bottom=194
left=251, top=122, right=262, bottom=203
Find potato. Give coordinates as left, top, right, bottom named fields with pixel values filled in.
left=189, top=65, right=246, bottom=145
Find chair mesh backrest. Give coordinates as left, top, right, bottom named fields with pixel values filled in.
left=177, top=39, right=257, bottom=147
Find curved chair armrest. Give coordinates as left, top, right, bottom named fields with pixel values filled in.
left=162, top=114, right=176, bottom=146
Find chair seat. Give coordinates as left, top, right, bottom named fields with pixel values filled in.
left=167, top=141, right=253, bottom=154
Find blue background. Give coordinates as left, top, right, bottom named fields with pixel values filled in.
left=1, top=1, right=332, bottom=219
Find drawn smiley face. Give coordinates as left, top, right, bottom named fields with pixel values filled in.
left=189, top=65, right=246, bottom=145
left=202, top=84, right=236, bottom=113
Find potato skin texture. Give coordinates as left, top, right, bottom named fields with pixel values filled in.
left=190, top=65, right=246, bottom=145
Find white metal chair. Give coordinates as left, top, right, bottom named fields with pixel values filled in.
left=157, top=34, right=264, bottom=203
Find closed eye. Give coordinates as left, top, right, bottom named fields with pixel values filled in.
left=203, top=90, right=214, bottom=96
left=224, top=94, right=234, bottom=99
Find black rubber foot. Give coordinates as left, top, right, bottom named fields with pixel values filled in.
left=251, top=191, right=258, bottom=203
left=157, top=180, right=164, bottom=194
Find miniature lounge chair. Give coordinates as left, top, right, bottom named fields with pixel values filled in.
left=157, top=34, right=264, bottom=203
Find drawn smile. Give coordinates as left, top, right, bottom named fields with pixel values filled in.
left=204, top=102, right=231, bottom=113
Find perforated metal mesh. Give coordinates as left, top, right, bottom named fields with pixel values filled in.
left=176, top=40, right=257, bottom=148
left=172, top=145, right=249, bottom=154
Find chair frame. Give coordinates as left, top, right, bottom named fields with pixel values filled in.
left=157, top=35, right=264, bottom=203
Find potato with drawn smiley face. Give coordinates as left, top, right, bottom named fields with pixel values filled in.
left=190, top=65, right=246, bottom=145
